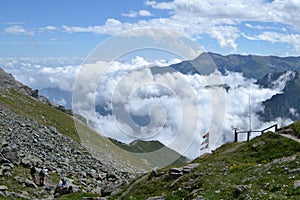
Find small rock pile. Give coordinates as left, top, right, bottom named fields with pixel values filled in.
left=0, top=107, right=142, bottom=199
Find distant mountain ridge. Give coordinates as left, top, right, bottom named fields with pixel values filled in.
left=258, top=71, right=300, bottom=121
left=110, top=139, right=188, bottom=168
left=170, top=52, right=300, bottom=79
left=167, top=52, right=300, bottom=122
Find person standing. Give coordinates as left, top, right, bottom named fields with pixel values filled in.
left=30, top=164, right=36, bottom=184
left=39, top=168, right=46, bottom=186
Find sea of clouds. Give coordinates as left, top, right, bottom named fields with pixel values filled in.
left=0, top=56, right=293, bottom=159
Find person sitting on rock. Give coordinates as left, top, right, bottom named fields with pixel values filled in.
left=61, top=177, right=67, bottom=187
left=54, top=178, right=71, bottom=198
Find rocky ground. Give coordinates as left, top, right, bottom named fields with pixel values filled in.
left=0, top=107, right=143, bottom=199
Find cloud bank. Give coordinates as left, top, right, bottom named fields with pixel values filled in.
left=72, top=56, right=293, bottom=159
left=1, top=56, right=293, bottom=159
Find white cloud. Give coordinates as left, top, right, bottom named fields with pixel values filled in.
left=122, top=11, right=138, bottom=18
left=4, top=25, right=57, bottom=36
left=148, top=0, right=300, bottom=28
left=245, top=23, right=287, bottom=32
left=3, top=25, right=34, bottom=35
left=209, top=26, right=239, bottom=50
left=144, top=0, right=157, bottom=7
left=3, top=0, right=300, bottom=53
left=0, top=57, right=82, bottom=91
left=63, top=19, right=128, bottom=35
left=60, top=0, right=300, bottom=52
left=289, top=108, right=299, bottom=118
left=122, top=10, right=152, bottom=18
left=139, top=10, right=152, bottom=17
left=244, top=32, right=300, bottom=53
left=39, top=26, right=57, bottom=31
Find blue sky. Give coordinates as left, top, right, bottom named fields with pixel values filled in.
left=1, top=0, right=300, bottom=57
left=1, top=0, right=298, bottom=159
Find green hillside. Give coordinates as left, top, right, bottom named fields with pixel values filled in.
left=112, top=126, right=300, bottom=199
left=110, top=139, right=188, bottom=168
left=0, top=88, right=79, bottom=140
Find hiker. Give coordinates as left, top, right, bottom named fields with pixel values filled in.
left=30, top=164, right=36, bottom=184
left=39, top=168, right=48, bottom=186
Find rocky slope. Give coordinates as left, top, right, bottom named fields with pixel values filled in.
left=0, top=106, right=143, bottom=199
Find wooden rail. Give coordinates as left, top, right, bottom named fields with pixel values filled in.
left=234, top=124, right=278, bottom=142
left=261, top=124, right=278, bottom=133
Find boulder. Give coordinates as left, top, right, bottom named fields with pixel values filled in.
left=54, top=185, right=73, bottom=198
left=233, top=185, right=247, bottom=198
left=183, top=163, right=200, bottom=174
left=87, top=169, right=98, bottom=179
left=0, top=140, right=8, bottom=148
left=21, top=156, right=32, bottom=168
left=101, top=184, right=116, bottom=197
left=166, top=167, right=184, bottom=180
left=0, top=185, right=8, bottom=191
left=0, top=166, right=12, bottom=177
left=91, top=186, right=102, bottom=195
left=167, top=171, right=183, bottom=180
left=24, top=179, right=38, bottom=189
left=1, top=147, right=20, bottom=165
left=106, top=173, right=118, bottom=181
left=169, top=167, right=183, bottom=173
left=294, top=180, right=300, bottom=189
left=0, top=157, right=11, bottom=165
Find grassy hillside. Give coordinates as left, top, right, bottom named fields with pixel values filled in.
left=0, top=88, right=79, bottom=140
left=112, top=129, right=300, bottom=199
left=286, top=121, right=300, bottom=138
left=110, top=139, right=188, bottom=168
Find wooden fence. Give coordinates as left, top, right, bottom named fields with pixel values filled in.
left=234, top=124, right=278, bottom=142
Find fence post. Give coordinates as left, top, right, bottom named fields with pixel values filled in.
left=234, top=129, right=238, bottom=142
left=247, top=131, right=251, bottom=141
